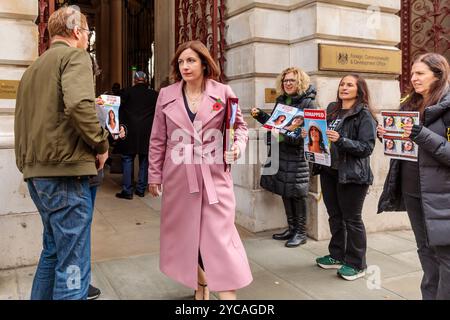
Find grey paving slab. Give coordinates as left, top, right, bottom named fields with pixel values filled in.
left=94, top=195, right=150, bottom=214
left=91, top=263, right=120, bottom=300
left=390, top=250, right=421, bottom=270
left=99, top=208, right=160, bottom=233
left=301, top=239, right=331, bottom=257
left=243, top=238, right=318, bottom=275
left=96, top=254, right=194, bottom=300
left=365, top=250, right=421, bottom=280
left=382, top=271, right=423, bottom=300
left=15, top=266, right=35, bottom=300
left=284, top=267, right=404, bottom=300
left=387, top=230, right=416, bottom=243
left=238, top=261, right=314, bottom=300
left=0, top=269, right=19, bottom=300
left=367, top=233, right=417, bottom=255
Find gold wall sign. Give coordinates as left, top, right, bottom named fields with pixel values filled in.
left=319, top=44, right=402, bottom=75
left=265, top=88, right=278, bottom=103
left=0, top=80, right=20, bottom=99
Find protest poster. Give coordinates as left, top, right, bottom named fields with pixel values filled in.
left=381, top=111, right=419, bottom=162
left=303, top=109, right=331, bottom=167
left=263, top=103, right=300, bottom=130
left=381, top=111, right=420, bottom=133
left=99, top=95, right=121, bottom=137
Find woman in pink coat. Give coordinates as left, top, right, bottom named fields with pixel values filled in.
left=148, top=41, right=253, bottom=300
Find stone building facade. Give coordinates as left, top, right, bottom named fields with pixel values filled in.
left=2, top=0, right=445, bottom=269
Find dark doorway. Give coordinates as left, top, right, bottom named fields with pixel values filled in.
left=38, top=0, right=156, bottom=94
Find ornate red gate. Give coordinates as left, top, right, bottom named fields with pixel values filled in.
left=400, top=0, right=450, bottom=93
left=175, top=0, right=227, bottom=82
left=37, top=0, right=55, bottom=55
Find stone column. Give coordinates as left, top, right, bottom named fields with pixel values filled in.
left=154, top=0, right=175, bottom=90
left=109, top=0, right=123, bottom=86
left=0, top=1, right=42, bottom=269
left=225, top=0, right=411, bottom=238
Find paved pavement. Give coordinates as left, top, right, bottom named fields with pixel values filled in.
left=0, top=172, right=422, bottom=300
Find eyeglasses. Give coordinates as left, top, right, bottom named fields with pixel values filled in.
left=282, top=79, right=296, bottom=84
left=79, top=27, right=93, bottom=37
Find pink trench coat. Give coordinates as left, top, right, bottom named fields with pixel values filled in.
left=148, top=79, right=253, bottom=291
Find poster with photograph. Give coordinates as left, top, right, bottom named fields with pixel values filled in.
left=263, top=103, right=300, bottom=130
left=381, top=111, right=420, bottom=134
left=383, top=134, right=418, bottom=161
left=280, top=110, right=304, bottom=138
left=100, top=95, right=121, bottom=137
left=381, top=111, right=419, bottom=162
left=303, top=109, right=331, bottom=167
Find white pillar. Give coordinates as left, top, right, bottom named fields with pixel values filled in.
left=0, top=1, right=42, bottom=269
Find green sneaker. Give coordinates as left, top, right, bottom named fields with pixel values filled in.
left=337, top=265, right=366, bottom=281
left=316, top=255, right=343, bottom=269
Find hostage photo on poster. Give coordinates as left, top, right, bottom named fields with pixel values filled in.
left=381, top=111, right=419, bottom=162
left=381, top=111, right=420, bottom=133
left=263, top=103, right=304, bottom=138
left=383, top=134, right=418, bottom=162
left=99, top=94, right=121, bottom=137
left=303, top=109, right=331, bottom=166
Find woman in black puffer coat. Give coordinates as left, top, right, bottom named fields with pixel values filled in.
left=378, top=53, right=450, bottom=300
left=251, top=67, right=316, bottom=247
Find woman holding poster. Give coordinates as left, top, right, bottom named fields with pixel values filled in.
left=309, top=74, right=377, bottom=281
left=378, top=53, right=450, bottom=300
left=251, top=67, right=317, bottom=248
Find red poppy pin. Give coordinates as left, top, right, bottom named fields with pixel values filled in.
left=212, top=98, right=223, bottom=112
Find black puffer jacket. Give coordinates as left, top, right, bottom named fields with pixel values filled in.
left=378, top=91, right=450, bottom=246
left=315, top=102, right=377, bottom=184
left=254, top=85, right=317, bottom=198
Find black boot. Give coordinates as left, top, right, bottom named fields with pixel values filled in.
left=272, top=228, right=292, bottom=240
left=285, top=198, right=308, bottom=248
left=273, top=197, right=295, bottom=240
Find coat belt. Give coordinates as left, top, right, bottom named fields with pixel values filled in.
left=167, top=142, right=219, bottom=205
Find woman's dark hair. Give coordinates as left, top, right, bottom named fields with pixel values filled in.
left=402, top=116, right=414, bottom=125
left=308, top=126, right=329, bottom=154
left=401, top=141, right=415, bottom=152
left=108, top=110, right=116, bottom=124
left=328, top=74, right=376, bottom=121
left=274, top=114, right=286, bottom=122
left=285, top=115, right=304, bottom=127
left=401, top=53, right=450, bottom=114
left=170, top=40, right=220, bottom=82
left=384, top=116, right=394, bottom=127
left=385, top=139, right=396, bottom=151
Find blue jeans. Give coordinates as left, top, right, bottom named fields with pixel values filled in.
left=90, top=186, right=97, bottom=207
left=121, top=154, right=149, bottom=195
left=27, top=177, right=93, bottom=300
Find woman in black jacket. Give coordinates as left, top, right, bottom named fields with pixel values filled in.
left=251, top=67, right=316, bottom=247
left=310, top=74, right=377, bottom=281
left=378, top=53, right=450, bottom=300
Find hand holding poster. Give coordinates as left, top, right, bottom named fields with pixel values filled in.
left=99, top=95, right=121, bottom=137
left=381, top=111, right=419, bottom=162
left=303, top=109, right=331, bottom=166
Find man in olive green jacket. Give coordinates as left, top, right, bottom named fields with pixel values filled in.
left=14, top=6, right=109, bottom=300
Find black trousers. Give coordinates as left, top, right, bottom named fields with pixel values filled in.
left=320, top=169, right=368, bottom=270
left=404, top=194, right=450, bottom=300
